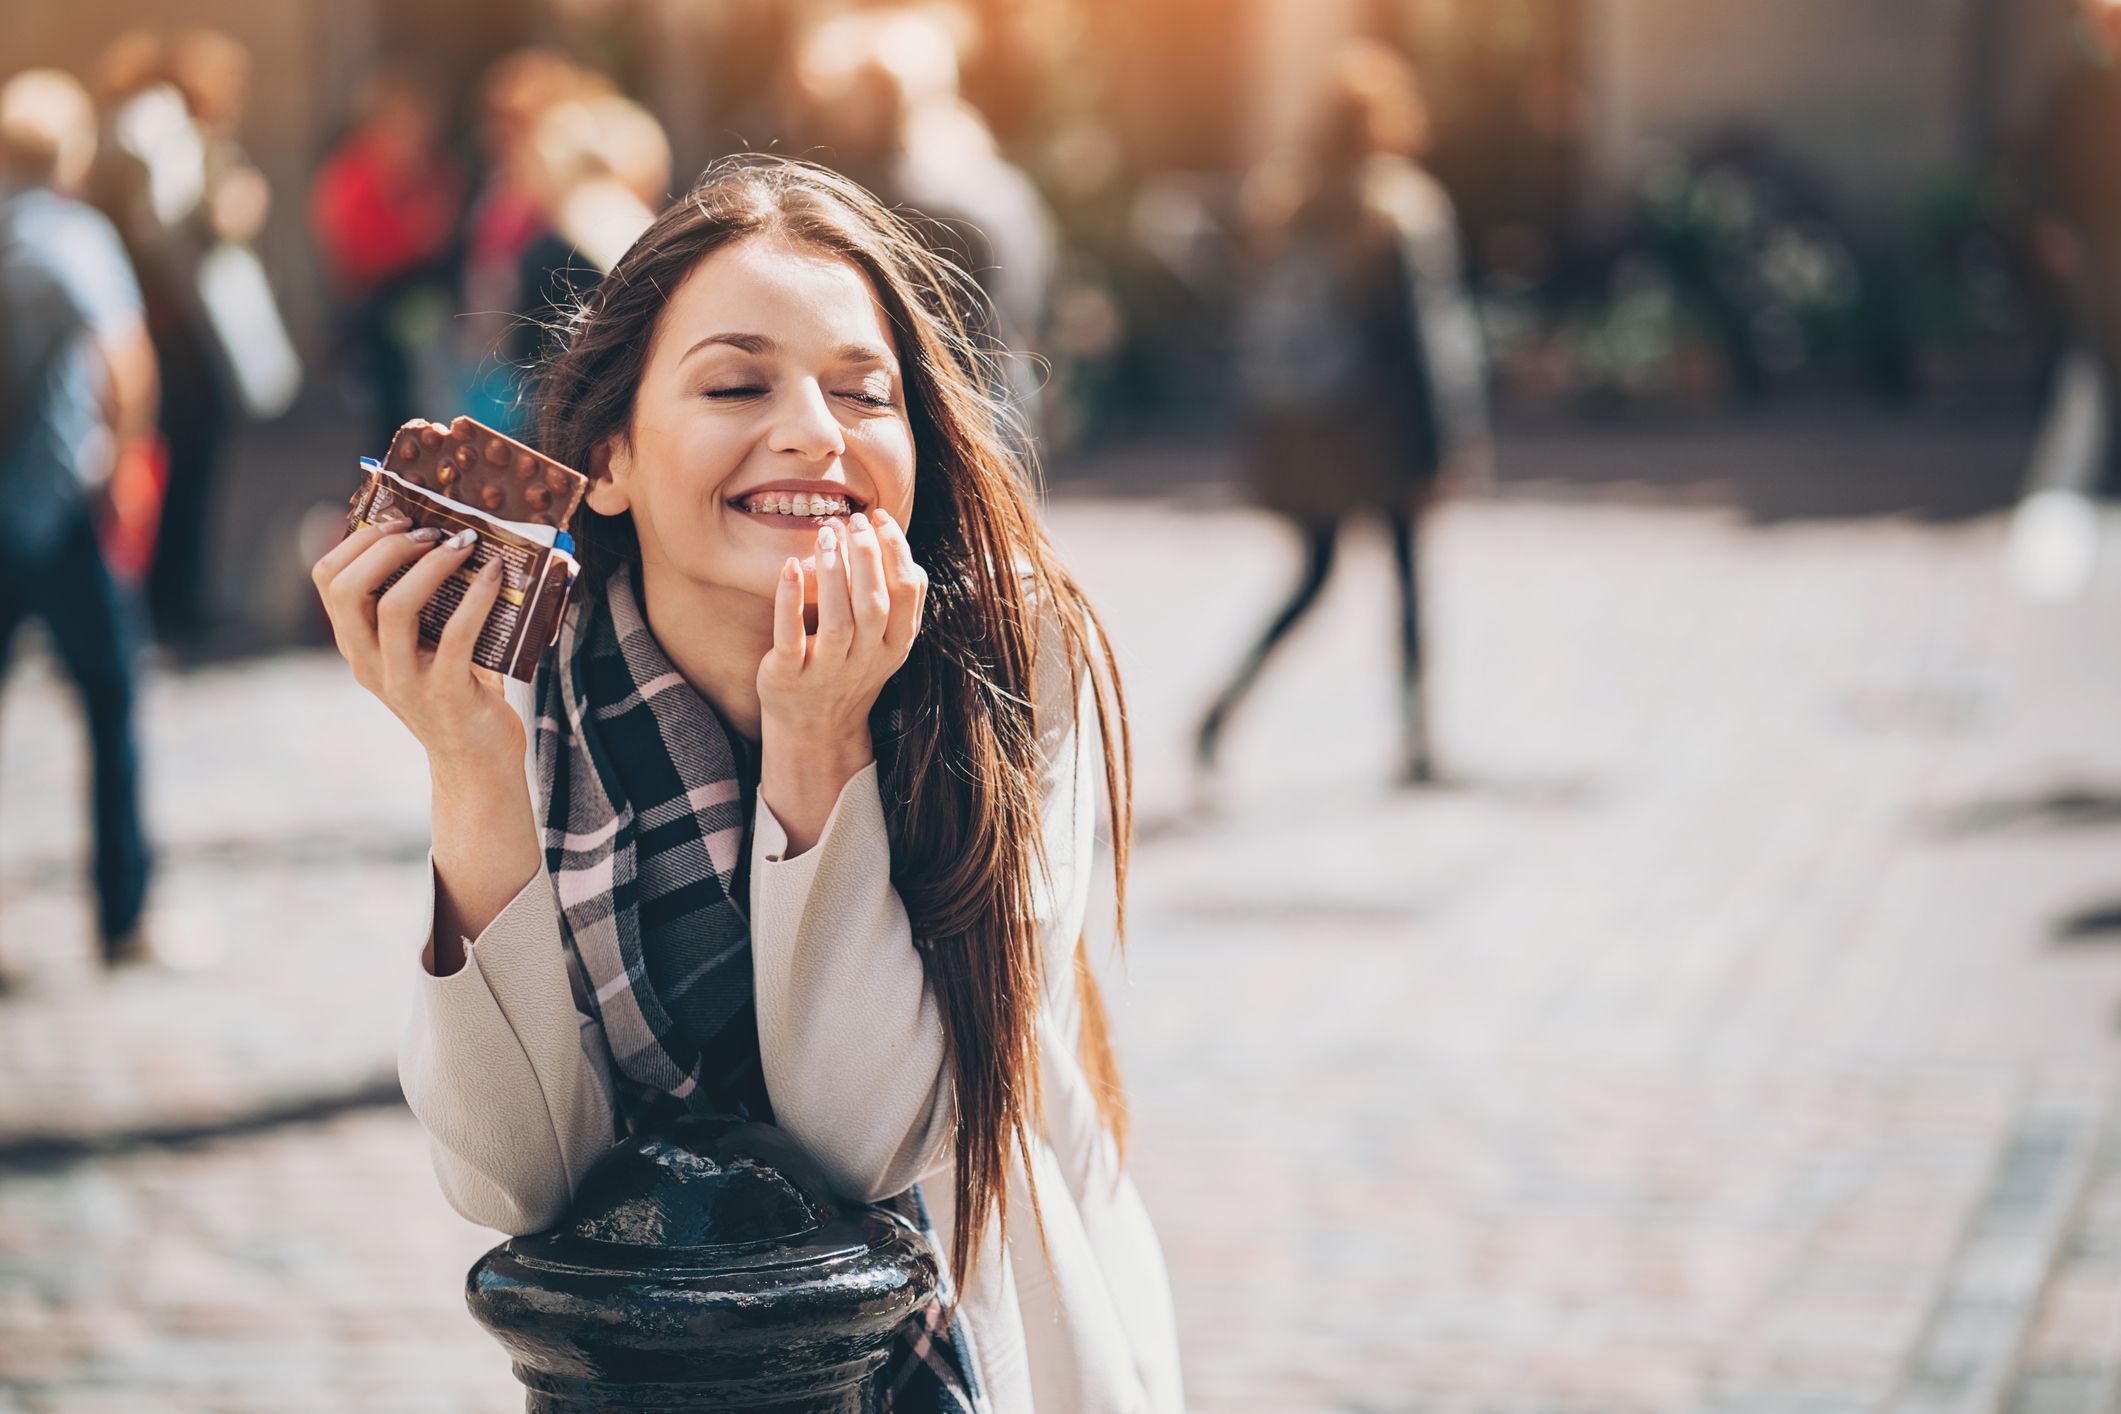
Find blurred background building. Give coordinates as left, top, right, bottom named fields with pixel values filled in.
left=0, top=0, right=2087, bottom=441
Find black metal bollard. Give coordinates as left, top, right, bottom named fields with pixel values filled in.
left=465, top=1114, right=938, bottom=1412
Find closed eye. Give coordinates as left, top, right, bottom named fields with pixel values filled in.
left=703, top=386, right=767, bottom=400
left=840, top=391, right=895, bottom=408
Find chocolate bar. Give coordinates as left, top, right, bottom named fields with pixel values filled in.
left=347, top=459, right=580, bottom=682
left=385, top=416, right=588, bottom=528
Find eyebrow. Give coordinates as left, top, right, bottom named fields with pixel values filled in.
left=679, top=332, right=897, bottom=368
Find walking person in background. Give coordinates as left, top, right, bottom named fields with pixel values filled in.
left=0, top=70, right=159, bottom=967
left=2010, top=0, right=2121, bottom=602
left=89, top=28, right=266, bottom=651
left=457, top=49, right=610, bottom=435
left=1196, top=39, right=1489, bottom=790
left=146, top=29, right=272, bottom=650
left=501, top=92, right=671, bottom=381
left=83, top=31, right=164, bottom=243
left=311, top=74, right=465, bottom=455
left=786, top=8, right=1059, bottom=423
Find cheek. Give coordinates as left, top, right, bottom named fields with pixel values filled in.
left=643, top=412, right=751, bottom=507
left=852, top=421, right=918, bottom=518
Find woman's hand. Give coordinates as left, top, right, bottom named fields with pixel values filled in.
left=756, top=507, right=927, bottom=855
left=310, top=515, right=524, bottom=773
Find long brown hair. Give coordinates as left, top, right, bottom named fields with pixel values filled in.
left=535, top=155, right=1133, bottom=1285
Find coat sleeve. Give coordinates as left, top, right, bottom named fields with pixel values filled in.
left=396, top=674, right=620, bottom=1236
left=397, top=859, right=621, bottom=1234
left=748, top=620, right=1103, bottom=1205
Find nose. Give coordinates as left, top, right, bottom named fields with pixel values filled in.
left=767, top=378, right=847, bottom=464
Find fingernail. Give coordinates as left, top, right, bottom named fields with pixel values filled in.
left=818, top=524, right=838, bottom=552
left=850, top=511, right=871, bottom=532
left=406, top=526, right=446, bottom=544
left=444, top=528, right=478, bottom=551
left=870, top=506, right=893, bottom=525
left=479, top=556, right=501, bottom=578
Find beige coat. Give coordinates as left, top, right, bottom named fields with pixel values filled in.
left=396, top=617, right=1184, bottom=1412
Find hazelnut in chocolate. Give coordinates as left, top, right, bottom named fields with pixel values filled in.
left=384, top=416, right=588, bottom=528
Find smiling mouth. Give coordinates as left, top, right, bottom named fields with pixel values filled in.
left=729, top=490, right=861, bottom=521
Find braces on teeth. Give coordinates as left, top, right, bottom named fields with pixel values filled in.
left=743, top=492, right=852, bottom=517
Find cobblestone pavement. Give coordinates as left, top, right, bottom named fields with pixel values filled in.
left=6, top=421, right=2121, bottom=1411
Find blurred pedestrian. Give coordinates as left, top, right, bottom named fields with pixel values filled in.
left=787, top=9, right=1058, bottom=419
left=2011, top=0, right=2121, bottom=600
left=89, top=28, right=270, bottom=650
left=0, top=69, right=159, bottom=966
left=504, top=92, right=671, bottom=375
left=2028, top=0, right=2121, bottom=470
left=151, top=28, right=286, bottom=648
left=83, top=31, right=163, bottom=242
left=311, top=74, right=466, bottom=453
left=458, top=49, right=611, bottom=434
left=1196, top=40, right=1489, bottom=789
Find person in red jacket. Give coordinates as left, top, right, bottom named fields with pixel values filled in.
left=311, top=75, right=464, bottom=452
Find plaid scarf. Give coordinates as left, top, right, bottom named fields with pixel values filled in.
left=533, top=564, right=983, bottom=1411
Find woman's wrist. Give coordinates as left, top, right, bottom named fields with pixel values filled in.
left=758, top=719, right=874, bottom=859
left=427, top=749, right=541, bottom=976
left=427, top=739, right=524, bottom=796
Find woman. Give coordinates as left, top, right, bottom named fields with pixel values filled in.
left=310, top=157, right=1182, bottom=1409
left=1198, top=40, right=1488, bottom=788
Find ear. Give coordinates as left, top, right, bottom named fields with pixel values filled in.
left=584, top=437, right=631, bottom=516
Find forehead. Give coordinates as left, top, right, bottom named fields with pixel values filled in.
left=655, top=236, right=895, bottom=359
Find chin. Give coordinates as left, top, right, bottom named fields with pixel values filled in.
left=653, top=553, right=786, bottom=610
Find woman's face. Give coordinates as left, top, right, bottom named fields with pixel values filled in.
left=589, top=236, right=917, bottom=609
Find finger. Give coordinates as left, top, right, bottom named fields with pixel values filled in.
left=844, top=512, right=891, bottom=642
left=434, top=552, right=505, bottom=679
left=311, top=512, right=408, bottom=593
left=871, top=507, right=926, bottom=652
left=325, top=523, right=449, bottom=639
left=812, top=520, right=854, bottom=660
left=376, top=528, right=479, bottom=681
left=769, top=556, right=806, bottom=671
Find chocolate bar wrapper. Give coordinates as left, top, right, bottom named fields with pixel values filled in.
left=347, top=459, right=579, bottom=683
